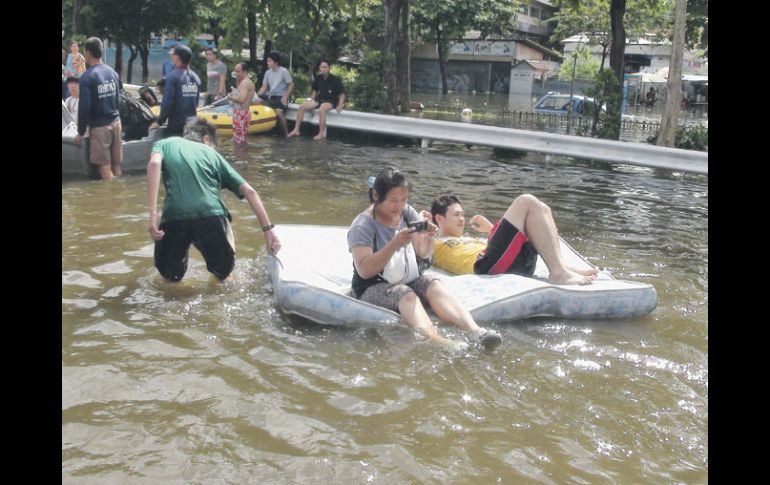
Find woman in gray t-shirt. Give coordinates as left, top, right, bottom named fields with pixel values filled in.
left=347, top=168, right=503, bottom=350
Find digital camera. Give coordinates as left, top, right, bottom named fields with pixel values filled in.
left=408, top=220, right=428, bottom=232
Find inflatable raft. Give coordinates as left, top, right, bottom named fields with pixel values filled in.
left=267, top=225, right=657, bottom=328
left=148, top=101, right=278, bottom=136
left=197, top=102, right=277, bottom=136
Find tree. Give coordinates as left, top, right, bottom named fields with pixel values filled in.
left=685, top=0, right=707, bottom=57
left=551, top=0, right=672, bottom=139
left=557, top=48, right=600, bottom=81
left=657, top=0, right=686, bottom=147
left=382, top=0, right=409, bottom=114
left=218, top=0, right=364, bottom=87
left=412, top=0, right=518, bottom=94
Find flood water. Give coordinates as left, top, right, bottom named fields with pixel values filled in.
left=62, top=135, right=708, bottom=483
left=411, top=91, right=708, bottom=144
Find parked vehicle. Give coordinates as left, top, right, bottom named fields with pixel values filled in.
left=533, top=92, right=604, bottom=117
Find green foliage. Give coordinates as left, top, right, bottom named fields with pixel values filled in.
left=330, top=65, right=358, bottom=92
left=291, top=70, right=312, bottom=101
left=347, top=51, right=388, bottom=112
left=549, top=0, right=672, bottom=56
left=557, top=48, right=600, bottom=81
left=218, top=0, right=368, bottom=81
left=584, top=69, right=622, bottom=139
left=685, top=0, right=708, bottom=57
left=647, top=124, right=708, bottom=151
left=412, top=0, right=519, bottom=54
left=90, top=0, right=200, bottom=48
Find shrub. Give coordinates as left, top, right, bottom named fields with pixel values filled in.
left=647, top=124, right=708, bottom=152
left=347, top=51, right=387, bottom=112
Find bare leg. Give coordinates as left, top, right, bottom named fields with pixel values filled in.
left=286, top=106, right=304, bottom=137
left=503, top=194, right=596, bottom=285
left=397, top=291, right=460, bottom=349
left=424, top=281, right=480, bottom=333
left=287, top=100, right=319, bottom=137
left=314, top=102, right=334, bottom=140
left=276, top=110, right=289, bottom=136
left=97, top=165, right=113, bottom=181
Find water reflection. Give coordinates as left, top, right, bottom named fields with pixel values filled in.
left=63, top=135, right=707, bottom=482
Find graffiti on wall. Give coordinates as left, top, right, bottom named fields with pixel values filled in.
left=449, top=41, right=514, bottom=56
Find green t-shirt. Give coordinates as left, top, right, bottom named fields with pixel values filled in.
left=152, top=137, right=247, bottom=224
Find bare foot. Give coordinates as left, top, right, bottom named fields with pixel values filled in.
left=567, top=264, right=600, bottom=276
left=313, top=133, right=325, bottom=140
left=286, top=131, right=299, bottom=138
left=548, top=268, right=596, bottom=285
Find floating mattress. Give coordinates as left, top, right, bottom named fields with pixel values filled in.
left=267, top=225, right=656, bottom=328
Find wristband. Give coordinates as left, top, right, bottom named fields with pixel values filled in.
left=262, top=224, right=275, bottom=232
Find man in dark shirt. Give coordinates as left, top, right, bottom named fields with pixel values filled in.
left=287, top=59, right=346, bottom=140
left=74, top=37, right=123, bottom=181
left=149, top=44, right=201, bottom=138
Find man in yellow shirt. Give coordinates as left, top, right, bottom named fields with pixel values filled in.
left=427, top=194, right=597, bottom=285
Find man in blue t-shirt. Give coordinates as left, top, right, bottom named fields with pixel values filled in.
left=150, top=44, right=201, bottom=138
left=74, top=37, right=123, bottom=181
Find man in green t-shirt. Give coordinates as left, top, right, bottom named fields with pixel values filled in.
left=147, top=118, right=281, bottom=282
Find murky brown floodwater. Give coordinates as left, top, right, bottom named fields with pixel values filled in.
left=63, top=135, right=707, bottom=483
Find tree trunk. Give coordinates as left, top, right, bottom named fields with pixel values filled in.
left=397, top=1, right=411, bottom=113
left=437, top=26, right=448, bottom=94
left=114, top=40, right=123, bottom=80
left=139, top=44, right=150, bottom=84
left=382, top=0, right=400, bottom=114
left=72, top=0, right=83, bottom=36
left=606, top=0, right=626, bottom=140
left=127, top=46, right=139, bottom=84
left=657, top=0, right=687, bottom=147
left=247, top=10, right=258, bottom=68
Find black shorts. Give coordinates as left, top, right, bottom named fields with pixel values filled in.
left=259, top=93, right=287, bottom=111
left=317, top=99, right=338, bottom=109
left=473, top=218, right=538, bottom=277
left=154, top=215, right=235, bottom=281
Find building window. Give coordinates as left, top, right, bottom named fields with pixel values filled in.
left=530, top=7, right=541, bottom=19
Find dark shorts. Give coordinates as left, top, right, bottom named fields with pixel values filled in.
left=317, top=99, right=338, bottom=109
left=258, top=93, right=288, bottom=112
left=204, top=94, right=219, bottom=106
left=473, top=218, right=538, bottom=277
left=359, top=274, right=441, bottom=313
left=154, top=215, right=235, bottom=281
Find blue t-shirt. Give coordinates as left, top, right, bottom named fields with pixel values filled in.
left=77, top=63, right=121, bottom=136
left=158, top=67, right=201, bottom=132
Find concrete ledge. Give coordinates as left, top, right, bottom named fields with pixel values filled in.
left=285, top=104, right=708, bottom=175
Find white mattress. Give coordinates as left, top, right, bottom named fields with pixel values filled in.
left=267, top=225, right=656, bottom=327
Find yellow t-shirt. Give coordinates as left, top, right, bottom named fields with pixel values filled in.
left=433, top=236, right=487, bottom=274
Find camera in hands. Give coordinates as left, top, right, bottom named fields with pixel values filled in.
left=408, top=220, right=428, bottom=232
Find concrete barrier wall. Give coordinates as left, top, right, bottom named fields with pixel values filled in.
left=284, top=104, right=708, bottom=175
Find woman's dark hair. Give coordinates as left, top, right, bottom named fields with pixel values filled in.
left=430, top=194, right=462, bottom=220
left=369, top=167, right=411, bottom=204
